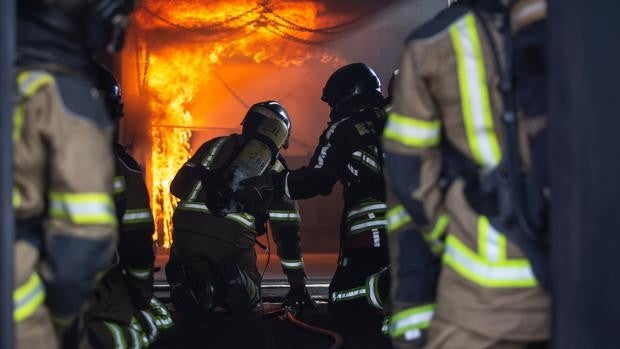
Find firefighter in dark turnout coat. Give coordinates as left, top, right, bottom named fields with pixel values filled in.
left=166, top=101, right=311, bottom=318
left=237, top=63, right=391, bottom=313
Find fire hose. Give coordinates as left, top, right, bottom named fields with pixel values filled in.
left=262, top=306, right=344, bottom=349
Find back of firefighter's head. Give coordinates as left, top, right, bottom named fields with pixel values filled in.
left=242, top=101, right=292, bottom=149
left=95, top=64, right=123, bottom=120
left=18, top=0, right=136, bottom=53
left=322, top=63, right=383, bottom=121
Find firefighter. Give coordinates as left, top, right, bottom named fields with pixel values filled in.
left=236, top=63, right=391, bottom=314
left=382, top=0, right=549, bottom=347
left=12, top=0, right=135, bottom=348
left=84, top=65, right=174, bottom=348
left=165, top=101, right=312, bottom=318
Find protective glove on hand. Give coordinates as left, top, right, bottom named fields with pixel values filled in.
left=391, top=328, right=429, bottom=349
left=233, top=171, right=287, bottom=206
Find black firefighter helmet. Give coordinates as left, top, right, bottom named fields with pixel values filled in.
left=242, top=101, right=292, bottom=149
left=322, top=63, right=383, bottom=121
left=95, top=64, right=123, bottom=119
left=18, top=0, right=136, bottom=53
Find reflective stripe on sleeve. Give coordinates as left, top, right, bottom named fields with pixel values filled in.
left=127, top=268, right=152, bottom=280
left=113, top=176, right=126, bottom=194
left=365, top=272, right=383, bottom=309
left=450, top=13, right=502, bottom=168
left=122, top=208, right=154, bottom=225
left=269, top=210, right=301, bottom=222
left=13, top=273, right=45, bottom=322
left=103, top=322, right=127, bottom=349
left=12, top=187, right=21, bottom=209
left=352, top=151, right=380, bottom=172
left=386, top=205, right=412, bottom=233
left=389, top=304, right=436, bottom=338
left=383, top=112, right=441, bottom=148
left=49, top=192, right=116, bottom=225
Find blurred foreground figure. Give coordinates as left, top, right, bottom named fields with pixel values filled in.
left=166, top=101, right=313, bottom=318
left=382, top=0, right=549, bottom=347
left=85, top=65, right=174, bottom=348
left=13, top=0, right=135, bottom=347
left=238, top=63, right=390, bottom=314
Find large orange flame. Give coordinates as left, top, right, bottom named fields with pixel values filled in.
left=125, top=1, right=344, bottom=248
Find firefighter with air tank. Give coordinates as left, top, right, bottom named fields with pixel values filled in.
left=165, top=101, right=313, bottom=318
left=237, top=63, right=391, bottom=314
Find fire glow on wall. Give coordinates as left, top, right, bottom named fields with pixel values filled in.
left=120, top=0, right=356, bottom=248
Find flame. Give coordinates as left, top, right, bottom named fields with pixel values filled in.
left=125, top=1, right=344, bottom=248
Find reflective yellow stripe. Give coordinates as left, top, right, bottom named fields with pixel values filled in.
left=443, top=216, right=537, bottom=288
left=12, top=187, right=21, bottom=209
left=450, top=13, right=502, bottom=168
left=423, top=215, right=449, bottom=255
left=478, top=216, right=507, bottom=262
left=383, top=112, right=441, bottom=148
left=49, top=192, right=117, bottom=225
left=13, top=273, right=45, bottom=322
left=113, top=176, right=126, bottom=195
left=14, top=71, right=54, bottom=142
left=389, top=304, right=436, bottom=338
left=386, top=205, right=411, bottom=233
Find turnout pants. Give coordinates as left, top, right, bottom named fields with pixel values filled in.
left=167, top=230, right=261, bottom=317
left=328, top=247, right=390, bottom=313
left=426, top=316, right=548, bottom=349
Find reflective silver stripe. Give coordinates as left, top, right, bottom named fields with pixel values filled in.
left=201, top=138, right=226, bottom=168
left=350, top=220, right=388, bottom=232
left=180, top=201, right=210, bottom=212
left=366, top=273, right=382, bottom=309
left=269, top=212, right=300, bottom=221
left=122, top=209, right=153, bottom=224
left=280, top=259, right=304, bottom=269
left=180, top=201, right=255, bottom=229
left=392, top=310, right=434, bottom=335
left=140, top=310, right=158, bottom=342
left=352, top=151, right=379, bottom=171
left=347, top=203, right=387, bottom=219
left=104, top=322, right=126, bottom=349
left=331, top=287, right=366, bottom=302
left=315, top=118, right=347, bottom=169
left=315, top=143, right=332, bottom=169
left=227, top=214, right=255, bottom=229
left=128, top=268, right=152, bottom=280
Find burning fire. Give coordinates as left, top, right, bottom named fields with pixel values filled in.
left=124, top=0, right=345, bottom=248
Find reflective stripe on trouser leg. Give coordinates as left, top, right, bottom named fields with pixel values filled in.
left=13, top=272, right=45, bottom=322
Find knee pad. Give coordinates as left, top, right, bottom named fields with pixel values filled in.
left=166, top=260, right=215, bottom=318
left=220, top=264, right=259, bottom=317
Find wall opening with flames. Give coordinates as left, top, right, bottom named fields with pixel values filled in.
left=117, top=0, right=445, bottom=252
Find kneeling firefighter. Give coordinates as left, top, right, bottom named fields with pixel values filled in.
left=166, top=101, right=313, bottom=317
left=236, top=63, right=391, bottom=314
left=382, top=0, right=549, bottom=347
left=84, top=65, right=174, bottom=348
